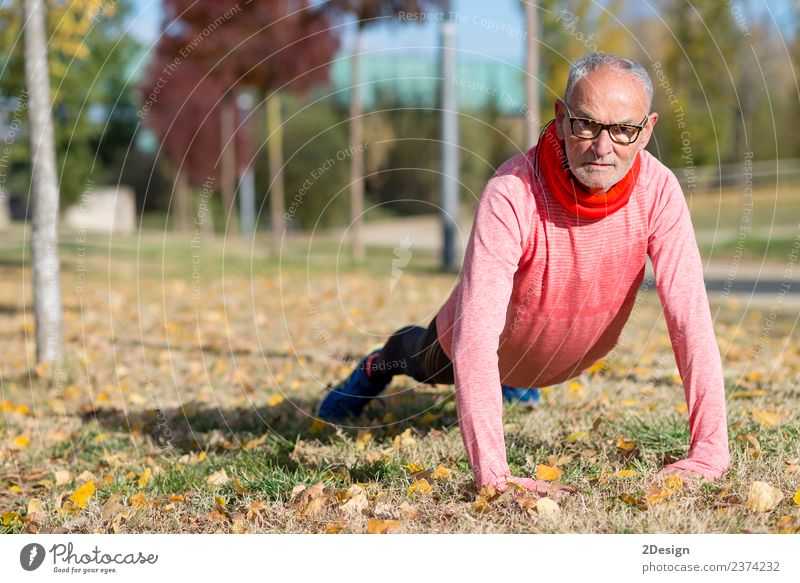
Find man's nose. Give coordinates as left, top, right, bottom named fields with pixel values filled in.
left=591, top=128, right=614, bottom=157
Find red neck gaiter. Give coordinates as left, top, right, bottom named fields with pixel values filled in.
left=535, top=121, right=640, bottom=220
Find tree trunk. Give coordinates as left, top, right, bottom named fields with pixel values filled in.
left=24, top=0, right=63, bottom=364
left=524, top=1, right=540, bottom=149
left=220, top=98, right=240, bottom=235
left=174, top=168, right=191, bottom=232
left=266, top=92, right=285, bottom=255
left=349, top=25, right=365, bottom=263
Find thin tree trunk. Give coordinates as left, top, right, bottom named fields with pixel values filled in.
left=524, top=1, right=540, bottom=149
left=220, top=98, right=239, bottom=235
left=266, top=92, right=285, bottom=255
left=24, top=0, right=63, bottom=364
left=174, top=168, right=190, bottom=232
left=349, top=25, right=365, bottom=263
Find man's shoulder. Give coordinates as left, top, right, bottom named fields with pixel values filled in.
left=492, top=148, right=535, bottom=182
left=637, top=149, right=681, bottom=190
left=485, top=149, right=539, bottom=200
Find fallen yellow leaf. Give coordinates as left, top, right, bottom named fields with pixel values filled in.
left=67, top=481, right=96, bottom=511
left=366, top=518, right=401, bottom=534
left=752, top=409, right=783, bottom=428
left=129, top=493, right=149, bottom=509
left=431, top=465, right=454, bottom=481
left=266, top=394, right=284, bottom=407
left=12, top=436, right=29, bottom=449
left=407, top=478, right=432, bottom=496
left=616, top=438, right=636, bottom=452
left=566, top=431, right=588, bottom=443
left=405, top=463, right=425, bottom=474
left=1, top=511, right=21, bottom=526
left=138, top=468, right=152, bottom=489
left=793, top=488, right=800, bottom=506
left=535, top=464, right=563, bottom=481
left=617, top=469, right=638, bottom=477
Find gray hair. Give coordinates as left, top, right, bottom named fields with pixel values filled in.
left=564, top=52, right=653, bottom=112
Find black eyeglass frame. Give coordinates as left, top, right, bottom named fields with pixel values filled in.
left=561, top=100, right=649, bottom=145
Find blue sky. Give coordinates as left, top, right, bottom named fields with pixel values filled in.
left=128, top=0, right=533, bottom=63
left=127, top=0, right=797, bottom=70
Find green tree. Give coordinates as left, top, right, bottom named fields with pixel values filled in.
left=0, top=0, right=140, bottom=205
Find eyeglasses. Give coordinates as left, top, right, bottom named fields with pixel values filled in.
left=562, top=101, right=649, bottom=145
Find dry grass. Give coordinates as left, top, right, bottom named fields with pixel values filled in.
left=1, top=225, right=799, bottom=534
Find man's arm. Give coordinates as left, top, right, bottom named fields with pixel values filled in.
left=647, top=172, right=730, bottom=480
left=451, top=175, right=529, bottom=489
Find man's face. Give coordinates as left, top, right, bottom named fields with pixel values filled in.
left=554, top=67, right=658, bottom=194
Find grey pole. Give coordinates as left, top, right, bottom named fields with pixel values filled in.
left=237, top=92, right=256, bottom=237
left=440, top=7, right=459, bottom=273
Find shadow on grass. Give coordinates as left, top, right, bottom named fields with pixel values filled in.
left=83, top=388, right=459, bottom=453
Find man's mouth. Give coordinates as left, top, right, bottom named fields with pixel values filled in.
left=583, top=161, right=615, bottom=170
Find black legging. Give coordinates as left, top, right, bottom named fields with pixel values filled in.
left=368, top=315, right=454, bottom=387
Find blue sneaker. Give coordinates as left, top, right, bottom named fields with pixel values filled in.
left=317, top=348, right=388, bottom=422
left=501, top=385, right=541, bottom=405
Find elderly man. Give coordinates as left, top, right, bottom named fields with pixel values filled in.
left=317, top=53, right=730, bottom=494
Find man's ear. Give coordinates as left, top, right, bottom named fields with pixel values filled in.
left=554, top=99, right=566, bottom=140
left=637, top=111, right=659, bottom=151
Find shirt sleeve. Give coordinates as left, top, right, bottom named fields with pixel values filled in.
left=452, top=175, right=526, bottom=488
left=647, top=171, right=730, bottom=479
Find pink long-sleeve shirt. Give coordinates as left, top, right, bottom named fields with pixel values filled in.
left=435, top=148, right=730, bottom=487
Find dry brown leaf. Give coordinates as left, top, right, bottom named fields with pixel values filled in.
left=207, top=469, right=230, bottom=487
left=323, top=521, right=345, bottom=534
left=535, top=498, right=560, bottom=519
left=398, top=501, right=421, bottom=520
left=26, top=499, right=46, bottom=524
left=516, top=495, right=539, bottom=516
left=339, top=486, right=368, bottom=516
left=746, top=481, right=784, bottom=512
left=619, top=493, right=647, bottom=510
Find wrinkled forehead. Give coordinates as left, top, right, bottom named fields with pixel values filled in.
left=568, top=68, right=649, bottom=122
